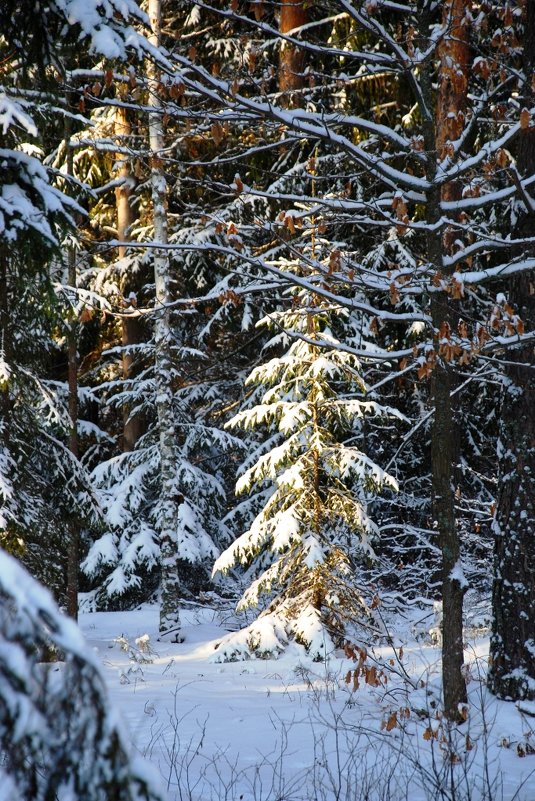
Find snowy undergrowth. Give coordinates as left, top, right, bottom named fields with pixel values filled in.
left=79, top=604, right=535, bottom=801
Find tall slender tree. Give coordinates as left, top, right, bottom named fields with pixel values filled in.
left=115, top=105, right=147, bottom=452
left=147, top=0, right=182, bottom=641
left=428, top=0, right=471, bottom=720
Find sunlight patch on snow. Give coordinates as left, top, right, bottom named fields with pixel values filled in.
left=73, top=604, right=535, bottom=801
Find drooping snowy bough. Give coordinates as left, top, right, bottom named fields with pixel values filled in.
left=0, top=550, right=163, bottom=801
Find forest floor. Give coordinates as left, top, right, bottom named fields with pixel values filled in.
left=79, top=602, right=535, bottom=801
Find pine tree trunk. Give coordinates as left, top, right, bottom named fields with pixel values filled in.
left=429, top=0, right=471, bottom=720
left=279, top=0, right=307, bottom=105
left=488, top=1, right=535, bottom=701
left=115, top=106, right=145, bottom=452
left=147, top=0, right=182, bottom=641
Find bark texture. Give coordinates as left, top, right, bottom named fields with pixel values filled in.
left=430, top=0, right=471, bottom=720
left=115, top=106, right=145, bottom=452
left=488, top=0, right=535, bottom=701
left=279, top=0, right=307, bottom=105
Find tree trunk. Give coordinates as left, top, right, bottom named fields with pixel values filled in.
left=148, top=0, right=182, bottom=642
left=0, top=250, right=11, bottom=457
left=65, top=100, right=79, bottom=621
left=279, top=0, right=307, bottom=105
left=115, top=106, right=145, bottom=452
left=0, top=250, right=9, bottom=408
left=431, top=0, right=471, bottom=720
left=430, top=355, right=467, bottom=719
left=488, top=0, right=535, bottom=701
left=66, top=238, right=79, bottom=621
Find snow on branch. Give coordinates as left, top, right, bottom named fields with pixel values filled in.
left=0, top=550, right=164, bottom=801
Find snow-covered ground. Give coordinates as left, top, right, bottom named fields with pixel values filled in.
left=79, top=605, right=535, bottom=801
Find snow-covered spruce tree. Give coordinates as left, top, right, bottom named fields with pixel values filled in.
left=213, top=297, right=401, bottom=661
left=80, top=357, right=241, bottom=611
left=0, top=0, right=156, bottom=607
left=0, top=82, right=98, bottom=602
left=0, top=549, right=163, bottom=801
left=77, top=235, right=244, bottom=613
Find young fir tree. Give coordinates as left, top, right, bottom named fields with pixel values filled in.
left=81, top=351, right=241, bottom=611
left=213, top=296, right=402, bottom=661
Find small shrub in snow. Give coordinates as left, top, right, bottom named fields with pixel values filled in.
left=114, top=632, right=155, bottom=663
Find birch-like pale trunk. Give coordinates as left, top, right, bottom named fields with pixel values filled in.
left=65, top=97, right=79, bottom=621
left=66, top=235, right=79, bottom=621
left=147, top=0, right=182, bottom=641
